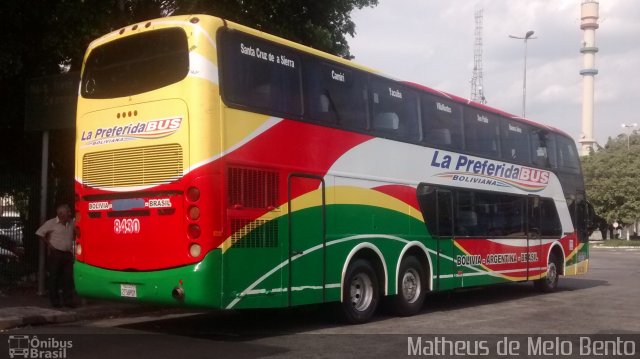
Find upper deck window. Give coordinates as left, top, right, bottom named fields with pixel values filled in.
left=556, top=134, right=580, bottom=173
left=500, top=120, right=531, bottom=164
left=464, top=109, right=500, bottom=158
left=370, top=77, right=420, bottom=141
left=304, top=60, right=367, bottom=130
left=82, top=28, right=189, bottom=99
left=220, top=30, right=302, bottom=117
left=421, top=95, right=463, bottom=150
left=530, top=128, right=557, bottom=168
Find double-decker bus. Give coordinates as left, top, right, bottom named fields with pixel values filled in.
left=74, top=14, right=592, bottom=323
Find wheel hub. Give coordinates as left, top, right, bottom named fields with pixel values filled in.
left=350, top=273, right=373, bottom=312
left=546, top=262, right=557, bottom=286
left=401, top=269, right=421, bottom=303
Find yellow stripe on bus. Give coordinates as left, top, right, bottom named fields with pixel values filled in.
left=219, top=186, right=423, bottom=252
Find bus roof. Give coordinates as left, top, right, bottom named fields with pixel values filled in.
left=88, top=14, right=573, bottom=140
left=402, top=81, right=572, bottom=139
left=222, top=16, right=573, bottom=140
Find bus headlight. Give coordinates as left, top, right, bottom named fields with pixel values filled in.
left=76, top=243, right=82, bottom=256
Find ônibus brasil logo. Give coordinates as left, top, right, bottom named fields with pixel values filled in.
left=8, top=335, right=72, bottom=358
left=430, top=150, right=550, bottom=192
left=80, top=117, right=182, bottom=147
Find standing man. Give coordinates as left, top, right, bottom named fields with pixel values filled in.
left=36, top=204, right=75, bottom=308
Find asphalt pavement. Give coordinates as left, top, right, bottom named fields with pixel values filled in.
left=1, top=247, right=639, bottom=358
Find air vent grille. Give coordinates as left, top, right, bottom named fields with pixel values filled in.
left=228, top=167, right=279, bottom=209
left=82, top=144, right=183, bottom=188
left=231, top=219, right=278, bottom=248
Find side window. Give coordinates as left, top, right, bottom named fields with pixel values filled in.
left=475, top=192, right=525, bottom=237
left=556, top=135, right=580, bottom=173
left=540, top=198, right=562, bottom=236
left=437, top=190, right=454, bottom=237
left=455, top=191, right=477, bottom=236
left=528, top=197, right=541, bottom=236
left=220, top=30, right=302, bottom=117
left=417, top=185, right=438, bottom=236
left=417, top=185, right=453, bottom=237
left=455, top=190, right=525, bottom=237
left=370, top=78, right=420, bottom=141
left=421, top=95, right=464, bottom=150
left=499, top=195, right=525, bottom=236
left=303, top=60, right=367, bottom=130
left=501, top=120, right=531, bottom=164
left=530, top=129, right=557, bottom=168
left=464, top=109, right=500, bottom=158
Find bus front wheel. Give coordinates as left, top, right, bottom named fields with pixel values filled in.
left=339, top=259, right=379, bottom=324
left=535, top=253, right=559, bottom=292
left=390, top=255, right=427, bottom=316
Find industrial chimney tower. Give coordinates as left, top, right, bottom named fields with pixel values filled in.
left=579, top=0, right=599, bottom=156
left=470, top=7, right=486, bottom=104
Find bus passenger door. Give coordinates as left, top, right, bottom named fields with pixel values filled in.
left=417, top=184, right=457, bottom=291
left=288, top=174, right=325, bottom=306
left=436, top=189, right=458, bottom=291
left=527, top=195, right=542, bottom=280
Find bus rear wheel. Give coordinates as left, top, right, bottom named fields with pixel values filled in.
left=535, top=253, right=559, bottom=292
left=339, top=259, right=379, bottom=324
left=390, top=255, right=426, bottom=316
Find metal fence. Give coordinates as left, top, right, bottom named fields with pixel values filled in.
left=0, top=174, right=40, bottom=287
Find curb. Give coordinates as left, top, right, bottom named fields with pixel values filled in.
left=590, top=245, right=640, bottom=249
left=0, top=304, right=165, bottom=331
left=0, top=308, right=76, bottom=331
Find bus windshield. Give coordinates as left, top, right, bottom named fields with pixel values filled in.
left=81, top=27, right=189, bottom=99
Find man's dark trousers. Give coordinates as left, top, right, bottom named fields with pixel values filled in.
left=47, top=248, right=74, bottom=307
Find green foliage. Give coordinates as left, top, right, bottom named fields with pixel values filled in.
left=174, top=0, right=378, bottom=59
left=581, top=132, right=640, bottom=224
left=0, top=0, right=377, bottom=173
left=0, top=0, right=375, bottom=80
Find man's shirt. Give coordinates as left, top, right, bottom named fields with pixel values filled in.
left=36, top=217, right=74, bottom=252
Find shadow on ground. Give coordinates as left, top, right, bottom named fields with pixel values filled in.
left=118, top=277, right=608, bottom=341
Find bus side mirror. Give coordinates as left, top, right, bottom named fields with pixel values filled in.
left=586, top=201, right=597, bottom=233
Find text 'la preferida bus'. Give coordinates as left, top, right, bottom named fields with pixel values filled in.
left=74, top=15, right=593, bottom=323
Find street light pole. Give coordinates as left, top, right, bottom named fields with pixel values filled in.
left=509, top=31, right=537, bottom=118
left=621, top=123, right=638, bottom=150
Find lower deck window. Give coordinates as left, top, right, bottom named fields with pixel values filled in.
left=419, top=184, right=560, bottom=238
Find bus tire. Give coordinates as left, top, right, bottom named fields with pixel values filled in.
left=390, top=255, right=426, bottom=316
left=535, top=252, right=559, bottom=292
left=339, top=259, right=379, bottom=324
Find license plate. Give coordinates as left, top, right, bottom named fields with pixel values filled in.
left=120, top=284, right=137, bottom=298
left=112, top=198, right=145, bottom=211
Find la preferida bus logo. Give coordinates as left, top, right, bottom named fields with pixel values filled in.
left=430, top=150, right=551, bottom=192
left=80, top=117, right=182, bottom=147
left=8, top=335, right=72, bottom=358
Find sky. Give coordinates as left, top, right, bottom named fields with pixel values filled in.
left=348, top=0, right=640, bottom=147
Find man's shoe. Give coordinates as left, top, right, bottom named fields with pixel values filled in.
left=51, top=303, right=62, bottom=308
